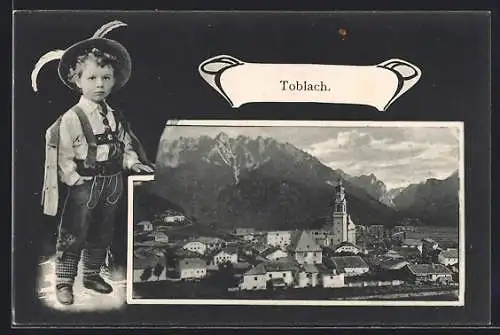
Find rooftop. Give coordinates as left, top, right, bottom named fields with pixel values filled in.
left=335, top=241, right=361, bottom=250
left=331, top=256, right=369, bottom=272
left=440, top=248, right=459, bottom=259
left=407, top=264, right=452, bottom=275
left=210, top=246, right=239, bottom=257
left=288, top=231, right=322, bottom=252
left=265, top=260, right=300, bottom=272
left=379, top=258, right=410, bottom=270
left=178, top=258, right=207, bottom=270
left=261, top=247, right=286, bottom=257
left=301, top=264, right=320, bottom=273
left=383, top=250, right=404, bottom=259
left=243, top=260, right=299, bottom=276
left=244, top=263, right=267, bottom=276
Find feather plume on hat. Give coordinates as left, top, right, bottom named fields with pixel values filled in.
left=31, top=20, right=128, bottom=92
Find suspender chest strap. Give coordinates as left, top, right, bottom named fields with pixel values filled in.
left=73, top=106, right=98, bottom=169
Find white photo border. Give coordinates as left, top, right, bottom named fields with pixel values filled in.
left=126, top=120, right=465, bottom=306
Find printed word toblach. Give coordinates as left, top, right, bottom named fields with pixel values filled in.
left=280, top=80, right=331, bottom=92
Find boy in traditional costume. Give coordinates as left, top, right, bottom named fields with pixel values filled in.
left=35, top=21, right=154, bottom=305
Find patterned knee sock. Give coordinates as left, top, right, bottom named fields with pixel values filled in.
left=82, top=248, right=107, bottom=279
left=55, top=252, right=80, bottom=286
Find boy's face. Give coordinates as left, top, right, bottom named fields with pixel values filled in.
left=75, top=59, right=115, bottom=103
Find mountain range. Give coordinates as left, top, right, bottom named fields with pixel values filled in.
left=348, top=173, right=395, bottom=207
left=391, top=171, right=460, bottom=227
left=148, top=132, right=459, bottom=229
left=347, top=171, right=460, bottom=227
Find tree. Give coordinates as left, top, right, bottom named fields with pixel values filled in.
left=216, top=261, right=236, bottom=287
left=153, top=263, right=165, bottom=280
left=266, top=279, right=274, bottom=291
left=165, top=249, right=177, bottom=269
left=140, top=266, right=153, bottom=281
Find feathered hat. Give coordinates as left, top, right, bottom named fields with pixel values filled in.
left=31, top=20, right=131, bottom=92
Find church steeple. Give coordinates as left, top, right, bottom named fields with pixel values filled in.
left=334, top=179, right=347, bottom=213
left=332, top=178, right=348, bottom=244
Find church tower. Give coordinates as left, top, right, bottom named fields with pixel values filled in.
left=332, top=179, right=348, bottom=245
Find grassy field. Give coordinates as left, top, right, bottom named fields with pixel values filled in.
left=133, top=279, right=458, bottom=301
left=405, top=225, right=459, bottom=244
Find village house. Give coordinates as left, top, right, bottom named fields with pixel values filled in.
left=266, top=230, right=293, bottom=249
left=306, top=230, right=333, bottom=247
left=239, top=264, right=267, bottom=290
left=137, top=220, right=153, bottom=232
left=153, top=231, right=169, bottom=243
left=331, top=256, right=370, bottom=277
left=239, top=260, right=299, bottom=290
left=379, top=258, right=410, bottom=271
left=333, top=241, right=362, bottom=255
left=198, top=236, right=226, bottom=251
left=178, top=258, right=208, bottom=280
left=295, top=264, right=321, bottom=288
left=261, top=247, right=288, bottom=261
left=438, top=248, right=459, bottom=266
left=183, top=240, right=207, bottom=255
left=211, top=246, right=239, bottom=266
left=287, top=231, right=322, bottom=265
left=321, top=267, right=345, bottom=288
left=405, top=264, right=453, bottom=285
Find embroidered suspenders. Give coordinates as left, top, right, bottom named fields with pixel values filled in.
left=73, top=106, right=98, bottom=169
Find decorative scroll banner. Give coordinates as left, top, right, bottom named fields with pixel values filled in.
left=198, top=55, right=422, bottom=111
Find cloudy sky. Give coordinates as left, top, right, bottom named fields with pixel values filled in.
left=159, top=122, right=462, bottom=190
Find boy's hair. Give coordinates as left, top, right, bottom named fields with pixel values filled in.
left=67, top=47, right=119, bottom=85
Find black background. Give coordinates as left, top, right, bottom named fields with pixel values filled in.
left=12, top=10, right=491, bottom=326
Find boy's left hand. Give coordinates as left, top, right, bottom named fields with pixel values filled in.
left=131, top=163, right=155, bottom=173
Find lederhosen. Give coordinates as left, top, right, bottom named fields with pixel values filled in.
left=55, top=105, right=129, bottom=285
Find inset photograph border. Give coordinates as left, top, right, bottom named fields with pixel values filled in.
left=126, top=120, right=465, bottom=307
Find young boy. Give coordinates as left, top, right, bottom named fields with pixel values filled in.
left=46, top=37, right=154, bottom=305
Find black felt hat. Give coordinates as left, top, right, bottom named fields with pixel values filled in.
left=57, top=37, right=132, bottom=91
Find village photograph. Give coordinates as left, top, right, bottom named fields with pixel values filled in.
left=128, top=121, right=463, bottom=305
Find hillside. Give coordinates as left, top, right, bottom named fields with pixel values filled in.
left=392, top=171, right=460, bottom=227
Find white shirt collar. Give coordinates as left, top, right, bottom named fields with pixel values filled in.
left=77, top=95, right=114, bottom=114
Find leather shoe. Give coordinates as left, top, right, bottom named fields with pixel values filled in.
left=55, top=284, right=74, bottom=305
left=83, top=275, right=113, bottom=294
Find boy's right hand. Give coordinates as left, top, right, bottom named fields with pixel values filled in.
left=74, top=176, right=93, bottom=185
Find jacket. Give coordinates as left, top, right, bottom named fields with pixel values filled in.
left=42, top=105, right=153, bottom=216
